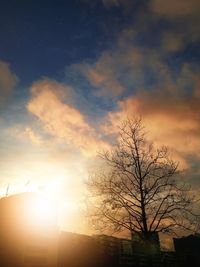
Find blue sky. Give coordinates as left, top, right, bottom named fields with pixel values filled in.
left=0, top=0, right=200, bottom=238
left=0, top=1, right=119, bottom=85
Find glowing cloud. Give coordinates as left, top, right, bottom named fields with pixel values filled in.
left=27, top=79, right=109, bottom=156
left=104, top=79, right=200, bottom=170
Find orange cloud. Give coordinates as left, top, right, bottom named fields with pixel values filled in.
left=27, top=79, right=109, bottom=156
left=103, top=69, right=200, bottom=169
left=150, top=0, right=200, bottom=17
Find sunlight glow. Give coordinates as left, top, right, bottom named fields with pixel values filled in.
left=28, top=194, right=57, bottom=228
left=1, top=163, right=87, bottom=232
left=21, top=194, right=57, bottom=230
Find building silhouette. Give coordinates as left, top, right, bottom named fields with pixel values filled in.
left=94, top=234, right=134, bottom=267
left=130, top=231, right=161, bottom=267
left=173, top=234, right=200, bottom=267
left=1, top=192, right=198, bottom=267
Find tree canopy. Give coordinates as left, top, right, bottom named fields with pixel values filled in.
left=87, top=118, right=199, bottom=240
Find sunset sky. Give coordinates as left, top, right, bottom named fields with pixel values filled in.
left=0, top=0, right=200, bottom=235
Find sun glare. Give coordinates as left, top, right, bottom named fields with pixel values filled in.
left=3, top=167, right=84, bottom=232
left=28, top=195, right=57, bottom=228
left=34, top=197, right=53, bottom=219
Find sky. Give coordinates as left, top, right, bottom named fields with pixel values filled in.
left=0, top=0, right=200, bottom=241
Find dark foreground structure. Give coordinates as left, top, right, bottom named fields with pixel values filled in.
left=58, top=232, right=200, bottom=267
left=173, top=234, right=200, bottom=267
left=0, top=193, right=200, bottom=267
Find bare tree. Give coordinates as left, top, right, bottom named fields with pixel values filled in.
left=86, top=118, right=199, bottom=242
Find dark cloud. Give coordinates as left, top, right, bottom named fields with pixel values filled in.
left=0, top=61, right=18, bottom=107
left=150, top=0, right=200, bottom=52
left=150, top=0, right=200, bottom=17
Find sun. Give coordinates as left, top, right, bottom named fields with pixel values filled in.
left=8, top=169, right=84, bottom=232
left=27, top=194, right=57, bottom=229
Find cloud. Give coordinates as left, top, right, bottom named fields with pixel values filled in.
left=27, top=79, right=109, bottom=156
left=150, top=0, right=200, bottom=52
left=150, top=0, right=200, bottom=17
left=64, top=0, right=200, bottom=170
left=97, top=0, right=200, bottom=55
left=72, top=43, right=173, bottom=97
left=5, top=125, right=42, bottom=146
left=0, top=61, right=18, bottom=106
left=68, top=1, right=199, bottom=97
left=103, top=65, right=200, bottom=170
left=60, top=0, right=200, bottom=173
left=72, top=52, right=125, bottom=96
left=24, top=127, right=42, bottom=145
left=161, top=25, right=200, bottom=53
left=161, top=31, right=185, bottom=52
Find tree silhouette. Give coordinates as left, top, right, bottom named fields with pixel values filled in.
left=86, top=118, right=199, bottom=242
